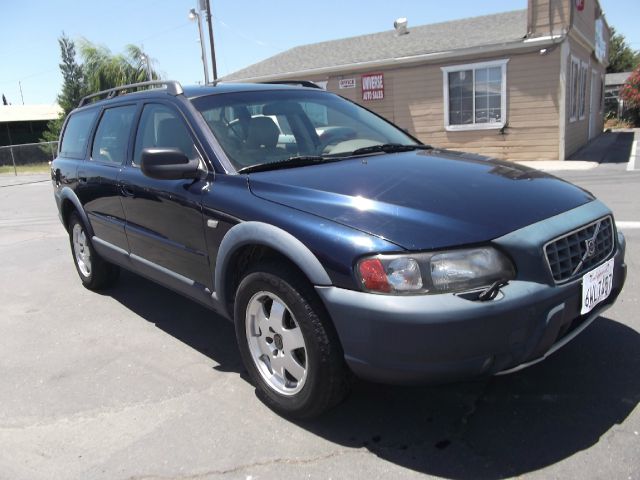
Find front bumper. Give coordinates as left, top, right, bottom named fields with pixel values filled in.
left=316, top=202, right=627, bottom=385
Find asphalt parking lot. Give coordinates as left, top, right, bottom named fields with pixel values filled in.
left=0, top=162, right=639, bottom=480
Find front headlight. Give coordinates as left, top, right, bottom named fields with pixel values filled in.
left=356, top=247, right=515, bottom=295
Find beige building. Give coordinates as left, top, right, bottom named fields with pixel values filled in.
left=222, top=0, right=611, bottom=161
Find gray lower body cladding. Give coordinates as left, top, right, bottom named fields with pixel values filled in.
left=315, top=201, right=627, bottom=384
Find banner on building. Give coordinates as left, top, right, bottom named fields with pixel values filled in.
left=362, top=73, right=384, bottom=101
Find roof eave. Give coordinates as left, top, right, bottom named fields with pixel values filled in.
left=223, top=35, right=565, bottom=83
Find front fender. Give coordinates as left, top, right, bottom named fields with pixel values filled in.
left=214, top=221, right=332, bottom=315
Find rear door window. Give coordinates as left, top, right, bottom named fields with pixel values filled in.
left=59, top=109, right=98, bottom=158
left=91, top=105, right=137, bottom=165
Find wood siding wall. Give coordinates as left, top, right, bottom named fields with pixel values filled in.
left=528, top=0, right=571, bottom=37
left=314, top=48, right=561, bottom=161
left=563, top=37, right=606, bottom=158
left=527, top=0, right=608, bottom=44
left=572, top=0, right=600, bottom=44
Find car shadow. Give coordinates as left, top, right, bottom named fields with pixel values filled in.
left=104, top=270, right=639, bottom=479
left=101, top=269, right=244, bottom=374
left=296, top=316, right=640, bottom=479
left=569, top=130, right=635, bottom=164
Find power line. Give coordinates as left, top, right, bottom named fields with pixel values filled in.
left=216, top=18, right=283, bottom=51
left=138, top=21, right=191, bottom=44
left=0, top=68, right=58, bottom=85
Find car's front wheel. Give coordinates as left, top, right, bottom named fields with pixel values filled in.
left=68, top=213, right=119, bottom=290
left=234, top=262, right=349, bottom=418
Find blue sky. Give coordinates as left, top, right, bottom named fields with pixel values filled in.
left=1, top=0, right=638, bottom=105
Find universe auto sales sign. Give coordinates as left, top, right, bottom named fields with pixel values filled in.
left=362, top=73, right=384, bottom=101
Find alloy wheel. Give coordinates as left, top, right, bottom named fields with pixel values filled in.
left=245, top=291, right=308, bottom=395
left=72, top=223, right=91, bottom=277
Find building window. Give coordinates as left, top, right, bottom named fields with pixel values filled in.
left=441, top=59, right=508, bottom=131
left=600, top=74, right=605, bottom=113
left=578, top=62, right=588, bottom=120
left=569, top=56, right=580, bottom=122
left=569, top=56, right=589, bottom=122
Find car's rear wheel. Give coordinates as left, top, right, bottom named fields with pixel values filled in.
left=68, top=213, right=119, bottom=290
left=234, top=262, right=349, bottom=418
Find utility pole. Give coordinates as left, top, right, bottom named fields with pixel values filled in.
left=5, top=124, right=17, bottom=176
left=189, top=8, right=210, bottom=84
left=140, top=53, right=153, bottom=81
left=203, top=0, right=218, bottom=82
left=18, top=82, right=24, bottom=105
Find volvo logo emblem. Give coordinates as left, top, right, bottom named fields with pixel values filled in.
left=571, top=220, right=603, bottom=276
left=583, top=221, right=601, bottom=259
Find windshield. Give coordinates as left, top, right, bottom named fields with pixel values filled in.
left=191, top=89, right=418, bottom=171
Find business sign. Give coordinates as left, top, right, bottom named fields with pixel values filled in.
left=362, top=73, right=384, bottom=101
left=595, top=17, right=607, bottom=63
left=339, top=78, right=356, bottom=89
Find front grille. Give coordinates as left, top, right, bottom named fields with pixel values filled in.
left=544, top=216, right=614, bottom=283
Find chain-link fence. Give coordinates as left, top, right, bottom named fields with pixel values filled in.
left=0, top=141, right=58, bottom=175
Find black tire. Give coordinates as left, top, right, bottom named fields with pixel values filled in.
left=234, top=262, right=350, bottom=418
left=68, top=213, right=120, bottom=290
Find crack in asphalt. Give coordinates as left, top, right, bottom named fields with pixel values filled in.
left=448, top=380, right=497, bottom=460
left=125, top=449, right=366, bottom=479
left=0, top=387, right=210, bottom=430
left=0, top=179, right=50, bottom=188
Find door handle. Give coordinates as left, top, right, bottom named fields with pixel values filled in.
left=77, top=170, right=87, bottom=184
left=121, top=185, right=135, bottom=197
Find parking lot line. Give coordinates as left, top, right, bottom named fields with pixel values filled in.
left=616, top=221, right=640, bottom=229
left=627, top=139, right=637, bottom=172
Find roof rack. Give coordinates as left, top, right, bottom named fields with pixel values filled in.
left=78, top=80, right=184, bottom=107
left=260, top=80, right=322, bottom=89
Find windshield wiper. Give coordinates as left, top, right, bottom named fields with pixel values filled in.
left=237, top=155, right=342, bottom=174
left=349, top=143, right=433, bottom=157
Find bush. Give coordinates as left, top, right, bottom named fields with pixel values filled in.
left=620, top=65, right=640, bottom=126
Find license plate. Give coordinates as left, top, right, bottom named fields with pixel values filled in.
left=581, top=258, right=614, bottom=315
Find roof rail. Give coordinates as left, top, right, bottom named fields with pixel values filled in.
left=260, top=80, right=323, bottom=89
left=78, top=80, right=184, bottom=107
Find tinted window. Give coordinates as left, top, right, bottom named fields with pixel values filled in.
left=91, top=105, right=137, bottom=165
left=192, top=90, right=415, bottom=170
left=133, top=104, right=196, bottom=166
left=59, top=109, right=98, bottom=158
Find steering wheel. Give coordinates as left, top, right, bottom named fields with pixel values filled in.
left=317, top=128, right=357, bottom=154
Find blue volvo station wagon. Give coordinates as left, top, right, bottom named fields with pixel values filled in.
left=51, top=81, right=627, bottom=417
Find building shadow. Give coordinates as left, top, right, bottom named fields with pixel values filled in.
left=569, top=130, right=635, bottom=163
left=104, top=270, right=639, bottom=479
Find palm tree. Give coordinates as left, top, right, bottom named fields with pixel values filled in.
left=41, top=38, right=162, bottom=148
left=79, top=40, right=160, bottom=93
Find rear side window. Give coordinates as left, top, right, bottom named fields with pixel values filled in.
left=59, top=109, right=98, bottom=158
left=91, top=105, right=137, bottom=165
left=133, top=104, right=196, bottom=166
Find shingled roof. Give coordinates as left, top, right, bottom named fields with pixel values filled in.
left=222, top=10, right=528, bottom=81
left=605, top=72, right=632, bottom=86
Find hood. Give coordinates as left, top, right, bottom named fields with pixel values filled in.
left=248, top=150, right=594, bottom=250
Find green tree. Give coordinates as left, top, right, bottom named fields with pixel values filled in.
left=79, top=41, right=159, bottom=93
left=608, top=28, right=640, bottom=74
left=41, top=37, right=161, bottom=149
left=40, top=33, right=86, bottom=145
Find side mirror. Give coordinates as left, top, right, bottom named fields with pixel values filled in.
left=140, top=148, right=202, bottom=180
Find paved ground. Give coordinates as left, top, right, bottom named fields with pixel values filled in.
left=0, top=159, right=639, bottom=479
